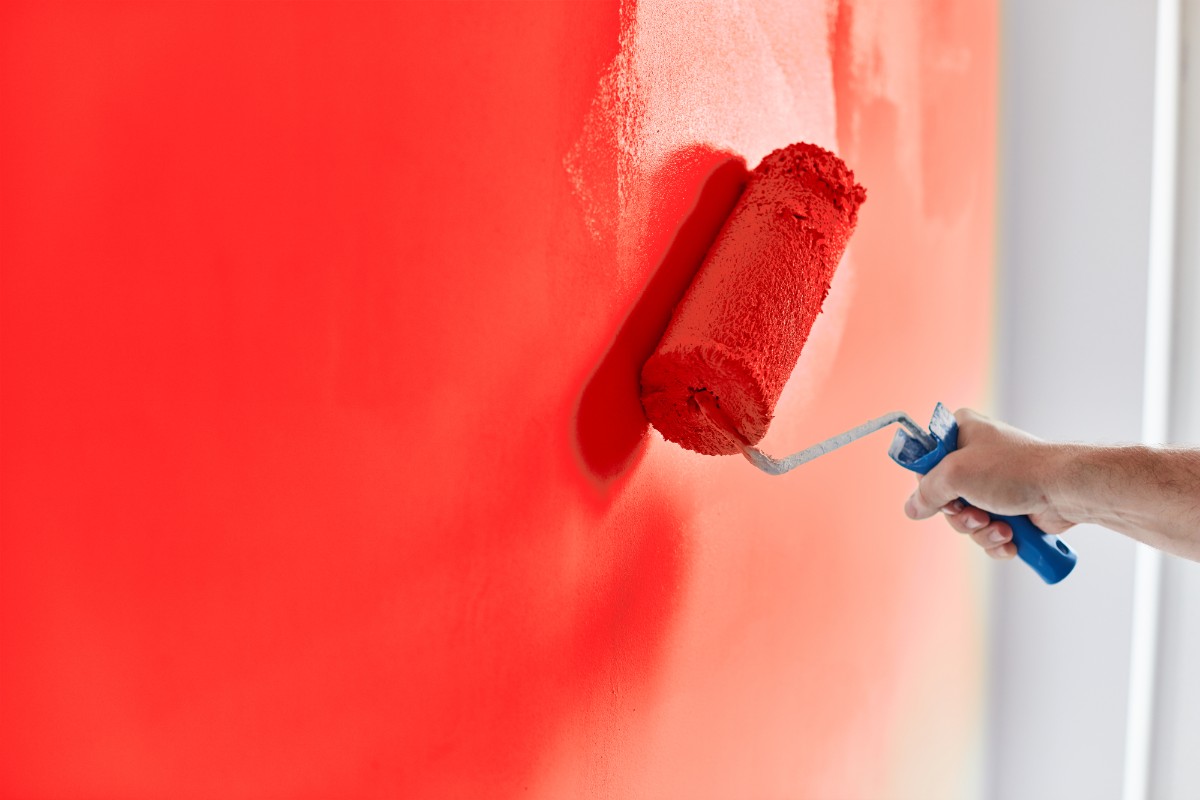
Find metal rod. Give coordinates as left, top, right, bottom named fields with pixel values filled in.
left=739, top=411, right=934, bottom=476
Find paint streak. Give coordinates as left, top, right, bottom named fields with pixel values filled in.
left=640, top=143, right=866, bottom=455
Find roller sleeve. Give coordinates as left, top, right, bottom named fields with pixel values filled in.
left=640, top=142, right=866, bottom=455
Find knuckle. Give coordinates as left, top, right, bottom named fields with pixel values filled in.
left=945, top=514, right=971, bottom=534
left=953, top=407, right=980, bottom=424
left=935, top=458, right=962, bottom=489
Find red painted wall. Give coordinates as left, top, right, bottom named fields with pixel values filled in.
left=1, top=2, right=995, bottom=797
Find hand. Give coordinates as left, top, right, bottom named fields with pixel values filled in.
left=902, top=408, right=1078, bottom=560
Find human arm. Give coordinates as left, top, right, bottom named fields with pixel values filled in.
left=903, top=408, right=1200, bottom=562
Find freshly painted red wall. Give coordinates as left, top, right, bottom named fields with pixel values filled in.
left=1, top=2, right=995, bottom=797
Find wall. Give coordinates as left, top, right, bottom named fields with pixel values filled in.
left=1, top=2, right=996, bottom=797
left=993, top=2, right=1155, bottom=799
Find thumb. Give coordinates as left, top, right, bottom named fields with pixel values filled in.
left=904, top=462, right=960, bottom=520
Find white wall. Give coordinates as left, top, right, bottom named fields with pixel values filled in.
left=994, top=2, right=1200, bottom=800
left=993, top=1, right=1154, bottom=799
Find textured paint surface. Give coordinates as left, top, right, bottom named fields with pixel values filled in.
left=641, top=143, right=865, bottom=455
left=1, top=1, right=995, bottom=798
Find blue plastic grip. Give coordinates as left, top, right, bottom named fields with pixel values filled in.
left=888, top=403, right=1077, bottom=585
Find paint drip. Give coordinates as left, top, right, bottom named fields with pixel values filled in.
left=639, top=142, right=866, bottom=455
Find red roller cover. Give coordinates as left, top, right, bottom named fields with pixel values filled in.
left=640, top=143, right=866, bottom=455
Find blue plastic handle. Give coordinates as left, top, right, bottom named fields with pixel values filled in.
left=888, top=403, right=1077, bottom=585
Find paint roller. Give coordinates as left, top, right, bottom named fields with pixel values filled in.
left=640, top=142, right=1077, bottom=585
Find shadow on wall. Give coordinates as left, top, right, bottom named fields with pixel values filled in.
left=573, top=146, right=750, bottom=484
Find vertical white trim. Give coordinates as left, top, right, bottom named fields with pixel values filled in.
left=1124, top=550, right=1164, bottom=800
left=1123, top=0, right=1181, bottom=798
left=1142, top=3, right=1182, bottom=448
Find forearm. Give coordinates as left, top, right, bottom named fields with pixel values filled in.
left=1049, top=444, right=1200, bottom=559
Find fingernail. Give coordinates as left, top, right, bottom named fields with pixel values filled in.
left=904, top=496, right=917, bottom=519
left=965, top=516, right=985, bottom=530
left=989, top=529, right=1007, bottom=543
left=942, top=500, right=964, bottom=515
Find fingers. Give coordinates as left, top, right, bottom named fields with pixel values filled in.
left=901, top=444, right=1018, bottom=561
left=940, top=504, right=1016, bottom=559
left=973, top=520, right=1016, bottom=559
left=940, top=502, right=987, bottom=534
